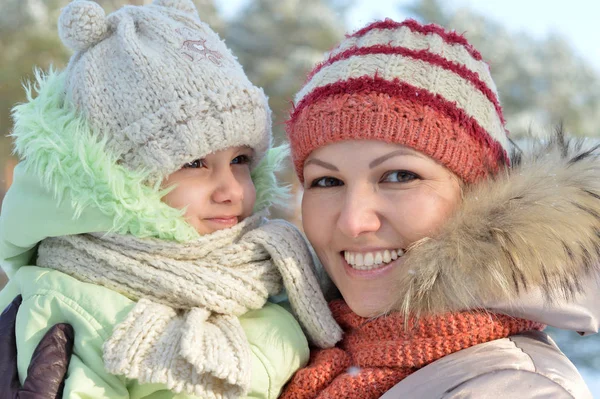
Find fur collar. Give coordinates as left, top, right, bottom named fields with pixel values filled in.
left=394, top=130, right=600, bottom=318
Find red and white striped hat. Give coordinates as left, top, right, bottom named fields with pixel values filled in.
left=287, top=19, right=510, bottom=184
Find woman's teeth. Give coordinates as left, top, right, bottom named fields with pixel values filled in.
left=343, top=249, right=404, bottom=270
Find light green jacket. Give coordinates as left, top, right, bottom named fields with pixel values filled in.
left=0, top=266, right=308, bottom=398
left=0, top=70, right=309, bottom=398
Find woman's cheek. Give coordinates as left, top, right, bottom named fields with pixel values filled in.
left=398, top=189, right=459, bottom=242
left=302, top=194, right=321, bottom=236
left=302, top=192, right=331, bottom=249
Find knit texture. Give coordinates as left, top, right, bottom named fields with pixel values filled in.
left=287, top=19, right=510, bottom=183
left=57, top=0, right=271, bottom=185
left=36, top=214, right=342, bottom=398
left=281, top=300, right=544, bottom=399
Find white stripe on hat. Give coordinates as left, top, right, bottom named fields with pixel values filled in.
left=295, top=53, right=509, bottom=153
left=326, top=26, right=499, bottom=101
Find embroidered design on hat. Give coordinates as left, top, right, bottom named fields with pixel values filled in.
left=175, top=28, right=223, bottom=65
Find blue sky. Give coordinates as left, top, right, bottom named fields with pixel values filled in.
left=218, top=0, right=600, bottom=73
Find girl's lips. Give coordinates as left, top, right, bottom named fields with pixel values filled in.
left=340, top=252, right=403, bottom=280
left=204, top=216, right=239, bottom=227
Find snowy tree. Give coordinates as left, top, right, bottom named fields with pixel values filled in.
left=224, top=0, right=347, bottom=220
left=1, top=0, right=70, bottom=153
left=404, top=0, right=600, bottom=138
left=225, top=0, right=347, bottom=143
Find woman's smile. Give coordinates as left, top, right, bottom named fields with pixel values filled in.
left=340, top=249, right=406, bottom=279
left=342, top=248, right=405, bottom=270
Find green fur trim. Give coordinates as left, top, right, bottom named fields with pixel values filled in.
left=11, top=69, right=288, bottom=242
left=12, top=69, right=198, bottom=241
left=252, top=144, right=291, bottom=211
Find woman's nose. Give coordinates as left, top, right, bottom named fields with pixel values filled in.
left=211, top=168, right=244, bottom=205
left=336, top=187, right=381, bottom=238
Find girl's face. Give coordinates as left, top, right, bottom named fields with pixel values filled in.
left=302, top=140, right=462, bottom=317
left=161, top=146, right=256, bottom=235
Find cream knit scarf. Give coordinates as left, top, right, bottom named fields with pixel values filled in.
left=35, top=214, right=342, bottom=398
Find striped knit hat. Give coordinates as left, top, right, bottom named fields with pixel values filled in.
left=287, top=19, right=510, bottom=184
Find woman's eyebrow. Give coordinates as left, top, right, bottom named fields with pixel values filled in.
left=304, top=158, right=339, bottom=171
left=369, top=149, right=423, bottom=169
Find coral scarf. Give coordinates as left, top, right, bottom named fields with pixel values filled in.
left=281, top=300, right=544, bottom=399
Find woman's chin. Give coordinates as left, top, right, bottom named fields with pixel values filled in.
left=341, top=293, right=392, bottom=318
left=333, top=255, right=400, bottom=317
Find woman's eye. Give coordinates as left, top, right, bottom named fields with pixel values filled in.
left=310, top=176, right=344, bottom=188
left=183, top=159, right=205, bottom=169
left=232, top=155, right=252, bottom=165
left=381, top=170, right=419, bottom=183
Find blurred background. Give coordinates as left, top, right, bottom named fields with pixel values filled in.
left=1, top=0, right=599, bottom=394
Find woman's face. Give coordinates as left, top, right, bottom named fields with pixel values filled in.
left=302, top=140, right=462, bottom=317
left=161, top=146, right=256, bottom=235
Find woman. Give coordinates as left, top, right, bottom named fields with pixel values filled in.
left=280, top=19, right=598, bottom=398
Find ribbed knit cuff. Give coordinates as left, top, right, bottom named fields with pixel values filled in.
left=289, top=91, right=507, bottom=184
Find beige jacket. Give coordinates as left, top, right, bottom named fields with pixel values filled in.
left=381, top=132, right=600, bottom=398
left=382, top=330, right=593, bottom=398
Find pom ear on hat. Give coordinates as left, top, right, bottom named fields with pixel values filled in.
left=153, top=0, right=198, bottom=15
left=58, top=0, right=108, bottom=52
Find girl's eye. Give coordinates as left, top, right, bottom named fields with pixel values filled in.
left=232, top=155, right=252, bottom=165
left=183, top=159, right=205, bottom=169
left=381, top=170, right=419, bottom=183
left=310, top=176, right=344, bottom=188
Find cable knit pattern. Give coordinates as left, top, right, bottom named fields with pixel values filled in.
left=35, top=214, right=342, bottom=398
left=281, top=300, right=544, bottom=399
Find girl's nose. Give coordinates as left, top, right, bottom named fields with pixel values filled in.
left=211, top=169, right=244, bottom=205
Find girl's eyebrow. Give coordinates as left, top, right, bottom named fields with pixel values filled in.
left=304, top=158, right=339, bottom=171
left=237, top=146, right=254, bottom=154
left=369, top=149, right=424, bottom=169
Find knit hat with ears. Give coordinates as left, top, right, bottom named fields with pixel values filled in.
left=10, top=0, right=281, bottom=242
left=287, top=19, right=511, bottom=184
left=58, top=0, right=271, bottom=184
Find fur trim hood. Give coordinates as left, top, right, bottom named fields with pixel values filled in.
left=394, top=130, right=600, bottom=334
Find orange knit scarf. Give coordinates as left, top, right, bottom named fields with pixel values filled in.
left=281, top=300, right=544, bottom=399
